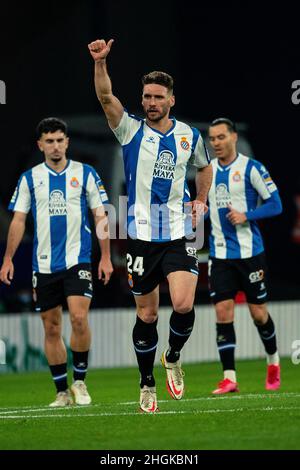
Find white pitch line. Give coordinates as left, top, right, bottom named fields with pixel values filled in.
left=1, top=406, right=300, bottom=420
left=0, top=406, right=92, bottom=415
left=0, top=392, right=299, bottom=415
left=118, top=392, right=300, bottom=406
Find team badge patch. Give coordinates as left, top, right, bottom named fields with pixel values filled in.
left=232, top=171, right=241, bottom=182
left=70, top=177, right=79, bottom=188
left=180, top=137, right=190, bottom=151
left=128, top=273, right=134, bottom=288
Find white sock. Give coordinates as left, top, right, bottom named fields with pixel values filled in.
left=267, top=352, right=280, bottom=365
left=224, top=370, right=237, bottom=382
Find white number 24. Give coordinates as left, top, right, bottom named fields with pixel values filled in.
left=126, top=254, right=145, bottom=276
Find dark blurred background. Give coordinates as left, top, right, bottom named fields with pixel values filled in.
left=1, top=1, right=300, bottom=311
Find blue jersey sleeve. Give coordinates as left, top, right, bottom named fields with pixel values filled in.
left=246, top=190, right=282, bottom=221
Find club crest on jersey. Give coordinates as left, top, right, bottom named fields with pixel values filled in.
left=49, top=190, right=67, bottom=216
left=70, top=177, right=79, bottom=188
left=180, top=137, right=190, bottom=151
left=153, top=150, right=175, bottom=180
left=216, top=183, right=231, bottom=208
left=232, top=171, right=241, bottom=182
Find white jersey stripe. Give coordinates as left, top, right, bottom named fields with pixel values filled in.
left=228, top=156, right=253, bottom=258
left=65, top=163, right=83, bottom=269
left=33, top=167, right=51, bottom=273
left=209, top=167, right=226, bottom=258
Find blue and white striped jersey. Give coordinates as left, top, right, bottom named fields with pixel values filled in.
left=112, top=110, right=210, bottom=241
left=208, top=153, right=281, bottom=259
left=9, top=160, right=108, bottom=273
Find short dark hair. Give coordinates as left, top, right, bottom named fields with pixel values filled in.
left=36, top=117, right=68, bottom=139
left=210, top=117, right=237, bottom=133
left=142, top=71, right=174, bottom=94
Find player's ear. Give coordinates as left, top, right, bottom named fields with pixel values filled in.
left=65, top=136, right=70, bottom=148
left=37, top=139, right=43, bottom=152
left=170, top=94, right=175, bottom=108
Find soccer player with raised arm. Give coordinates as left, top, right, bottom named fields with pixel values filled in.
left=0, top=117, right=113, bottom=406
left=207, top=118, right=282, bottom=394
left=88, top=39, right=212, bottom=412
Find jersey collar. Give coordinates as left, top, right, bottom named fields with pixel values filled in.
left=44, top=159, right=71, bottom=176
left=217, top=153, right=240, bottom=172
left=144, top=118, right=176, bottom=138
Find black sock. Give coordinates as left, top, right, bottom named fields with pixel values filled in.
left=254, top=314, right=277, bottom=355
left=72, top=350, right=89, bottom=382
left=49, top=363, right=68, bottom=393
left=166, top=309, right=195, bottom=363
left=216, top=322, right=236, bottom=371
left=132, top=316, right=158, bottom=388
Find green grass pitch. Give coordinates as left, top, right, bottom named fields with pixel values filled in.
left=0, top=358, right=299, bottom=450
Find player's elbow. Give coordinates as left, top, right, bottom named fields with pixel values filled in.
left=268, top=202, right=282, bottom=218
left=268, top=192, right=283, bottom=217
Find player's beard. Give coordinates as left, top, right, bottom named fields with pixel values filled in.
left=49, top=154, right=64, bottom=164
left=146, top=108, right=168, bottom=123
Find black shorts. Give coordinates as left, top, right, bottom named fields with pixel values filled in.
left=208, top=252, right=268, bottom=305
left=32, top=263, right=93, bottom=312
left=126, top=238, right=199, bottom=296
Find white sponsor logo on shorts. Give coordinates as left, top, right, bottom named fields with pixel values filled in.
left=249, top=270, right=264, bottom=283
left=78, top=270, right=92, bottom=281
left=186, top=247, right=197, bottom=257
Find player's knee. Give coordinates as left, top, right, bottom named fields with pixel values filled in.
left=172, top=296, right=194, bottom=314
left=250, top=304, right=268, bottom=324
left=44, top=321, right=61, bottom=341
left=215, top=304, right=234, bottom=323
left=137, top=306, right=158, bottom=323
left=70, top=311, right=88, bottom=332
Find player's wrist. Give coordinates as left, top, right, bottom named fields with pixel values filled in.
left=95, top=58, right=106, bottom=66
left=100, top=253, right=111, bottom=260
left=195, top=198, right=207, bottom=205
